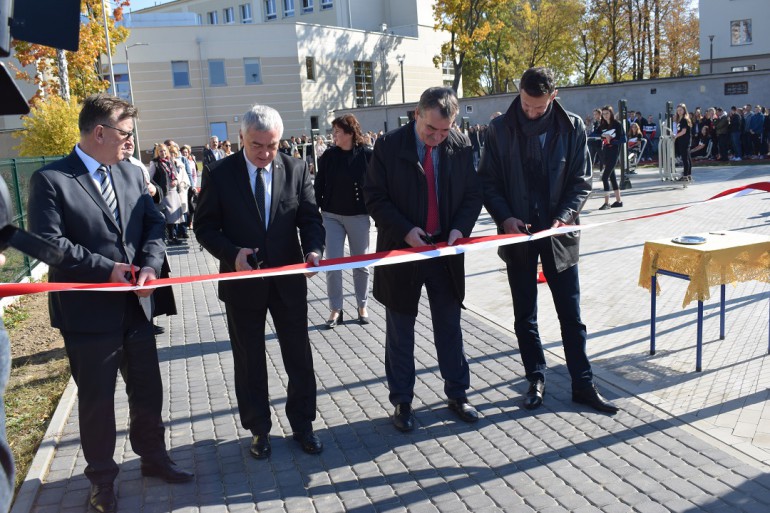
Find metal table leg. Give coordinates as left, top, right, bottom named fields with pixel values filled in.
left=720, top=284, right=726, bottom=340
left=650, top=274, right=657, bottom=355
left=697, top=300, right=704, bottom=372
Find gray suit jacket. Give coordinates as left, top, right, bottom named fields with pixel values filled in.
left=27, top=149, right=166, bottom=332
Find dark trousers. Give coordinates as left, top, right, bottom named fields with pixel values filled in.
left=718, top=134, right=730, bottom=160
left=675, top=139, right=692, bottom=177
left=62, top=296, right=166, bottom=485
left=730, top=131, right=742, bottom=157
left=384, top=259, right=470, bottom=406
left=224, top=282, right=317, bottom=436
left=505, top=239, right=593, bottom=390
left=601, top=145, right=620, bottom=192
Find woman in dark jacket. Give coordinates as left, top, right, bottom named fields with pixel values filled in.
left=675, top=103, right=693, bottom=181
left=598, top=105, right=625, bottom=210
left=314, top=114, right=373, bottom=328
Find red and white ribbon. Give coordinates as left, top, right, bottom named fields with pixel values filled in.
left=0, top=181, right=767, bottom=298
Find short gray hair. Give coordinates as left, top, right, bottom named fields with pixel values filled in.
left=241, top=104, right=284, bottom=137
left=416, top=87, right=459, bottom=120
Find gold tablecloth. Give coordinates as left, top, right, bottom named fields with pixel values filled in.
left=639, top=231, right=770, bottom=307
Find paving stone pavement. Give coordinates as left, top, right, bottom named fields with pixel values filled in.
left=11, top=163, right=770, bottom=512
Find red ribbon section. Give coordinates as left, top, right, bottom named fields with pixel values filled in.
left=1, top=181, right=767, bottom=299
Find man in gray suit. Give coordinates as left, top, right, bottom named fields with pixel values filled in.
left=28, top=94, right=193, bottom=513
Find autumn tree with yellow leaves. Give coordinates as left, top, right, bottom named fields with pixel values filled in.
left=12, top=0, right=130, bottom=156
left=434, top=0, right=699, bottom=94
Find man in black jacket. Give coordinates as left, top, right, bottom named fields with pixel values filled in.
left=364, top=87, right=483, bottom=432
left=478, top=67, right=618, bottom=414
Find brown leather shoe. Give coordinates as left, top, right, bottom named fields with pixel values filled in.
left=89, top=483, right=116, bottom=513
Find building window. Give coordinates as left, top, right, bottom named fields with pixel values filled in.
left=306, top=56, right=315, bottom=81
left=171, top=61, right=190, bottom=88
left=442, top=59, right=454, bottom=88
left=283, top=0, right=295, bottom=17
left=244, top=58, right=262, bottom=84
left=209, top=60, right=226, bottom=86
left=265, top=0, right=277, bottom=20
left=240, top=3, right=253, bottom=23
left=207, top=11, right=218, bottom=24
left=223, top=7, right=235, bottom=24
left=321, top=0, right=332, bottom=9
left=196, top=13, right=202, bottom=25
left=301, top=0, right=313, bottom=13
left=731, top=19, right=752, bottom=45
left=354, top=60, right=374, bottom=107
left=731, top=65, right=756, bottom=72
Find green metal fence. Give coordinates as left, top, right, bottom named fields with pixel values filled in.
left=0, top=156, right=63, bottom=283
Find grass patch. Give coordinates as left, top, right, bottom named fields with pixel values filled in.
left=3, top=290, right=70, bottom=497
left=5, top=358, right=70, bottom=492
left=2, top=303, right=29, bottom=331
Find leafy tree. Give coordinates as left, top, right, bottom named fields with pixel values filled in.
left=433, top=0, right=494, bottom=94
left=13, top=96, right=81, bottom=157
left=573, top=1, right=613, bottom=84
left=12, top=0, right=130, bottom=104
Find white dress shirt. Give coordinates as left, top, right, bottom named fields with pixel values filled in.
left=244, top=153, right=273, bottom=227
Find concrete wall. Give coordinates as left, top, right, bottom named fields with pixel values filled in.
left=336, top=69, right=770, bottom=133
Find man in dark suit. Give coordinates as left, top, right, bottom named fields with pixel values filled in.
left=27, top=94, right=193, bottom=513
left=194, top=104, right=325, bottom=459
left=478, top=67, right=618, bottom=414
left=364, top=87, right=483, bottom=432
left=203, top=135, right=222, bottom=165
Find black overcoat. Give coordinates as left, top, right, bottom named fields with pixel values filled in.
left=364, top=121, right=482, bottom=315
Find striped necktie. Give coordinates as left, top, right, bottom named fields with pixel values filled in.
left=97, top=165, right=120, bottom=225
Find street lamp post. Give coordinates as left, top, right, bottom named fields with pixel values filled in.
left=125, top=42, right=149, bottom=158
left=397, top=55, right=405, bottom=104
left=709, top=35, right=715, bottom=74
left=102, top=0, right=116, bottom=95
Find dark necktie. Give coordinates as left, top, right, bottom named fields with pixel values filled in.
left=423, top=146, right=439, bottom=235
left=254, top=167, right=266, bottom=226
left=97, top=165, right=120, bottom=225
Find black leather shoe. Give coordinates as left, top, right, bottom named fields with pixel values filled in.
left=293, top=430, right=323, bottom=454
left=140, top=457, right=194, bottom=483
left=572, top=385, right=619, bottom=414
left=358, top=314, right=370, bottom=325
left=447, top=398, right=479, bottom=423
left=325, top=310, right=344, bottom=329
left=249, top=434, right=271, bottom=459
left=524, top=380, right=545, bottom=410
left=89, top=483, right=116, bottom=513
left=392, top=403, right=415, bottom=432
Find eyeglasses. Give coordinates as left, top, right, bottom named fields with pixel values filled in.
left=102, top=124, right=134, bottom=140
left=223, top=143, right=231, bottom=147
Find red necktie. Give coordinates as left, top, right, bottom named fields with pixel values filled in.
left=423, top=146, right=439, bottom=235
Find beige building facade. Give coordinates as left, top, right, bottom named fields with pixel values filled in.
left=118, top=0, right=454, bottom=155
left=699, top=0, right=770, bottom=74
